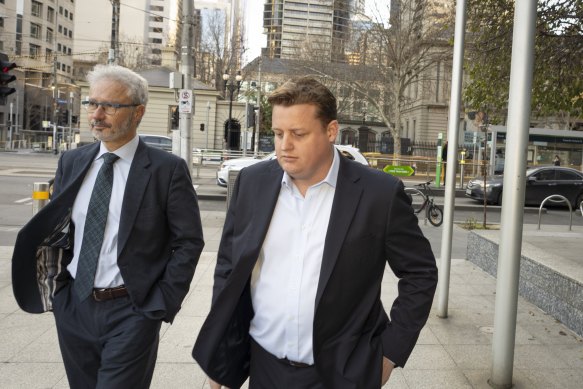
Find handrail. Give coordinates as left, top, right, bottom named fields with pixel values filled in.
left=537, top=194, right=572, bottom=231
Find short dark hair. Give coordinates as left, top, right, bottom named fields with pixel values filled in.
left=268, top=77, right=337, bottom=128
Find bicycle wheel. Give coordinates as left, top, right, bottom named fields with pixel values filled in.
left=404, top=188, right=425, bottom=214
left=427, top=204, right=443, bottom=227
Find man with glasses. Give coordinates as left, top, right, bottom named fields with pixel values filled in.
left=12, top=64, right=204, bottom=388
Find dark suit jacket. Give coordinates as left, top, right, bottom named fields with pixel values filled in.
left=192, top=153, right=437, bottom=388
left=12, top=140, right=204, bottom=323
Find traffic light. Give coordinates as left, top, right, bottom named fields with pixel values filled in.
left=246, top=104, right=256, bottom=128
left=0, top=52, right=17, bottom=105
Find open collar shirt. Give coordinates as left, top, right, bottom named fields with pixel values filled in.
left=250, top=147, right=339, bottom=364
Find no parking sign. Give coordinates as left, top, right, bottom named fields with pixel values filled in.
left=179, top=89, right=193, bottom=113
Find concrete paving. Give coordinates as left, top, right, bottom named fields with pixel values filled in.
left=1, top=163, right=582, bottom=388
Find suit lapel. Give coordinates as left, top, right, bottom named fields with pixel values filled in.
left=117, top=141, right=151, bottom=256
left=237, top=161, right=283, bottom=271
left=315, top=158, right=363, bottom=308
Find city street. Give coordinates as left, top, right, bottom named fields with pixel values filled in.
left=1, top=150, right=581, bottom=246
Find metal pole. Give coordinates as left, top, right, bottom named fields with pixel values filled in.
left=489, top=1, right=537, bottom=387
left=227, top=87, right=233, bottom=150
left=32, top=182, right=50, bottom=215
left=437, top=0, right=467, bottom=319
left=180, top=0, right=194, bottom=174
left=206, top=101, right=210, bottom=150
left=68, top=91, right=73, bottom=149
left=489, top=129, right=497, bottom=175
left=253, top=58, right=262, bottom=158
left=109, top=0, right=120, bottom=64
left=243, top=101, right=248, bottom=157
left=8, top=102, right=13, bottom=150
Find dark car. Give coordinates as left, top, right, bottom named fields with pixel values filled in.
left=465, top=166, right=583, bottom=208
left=139, top=134, right=172, bottom=152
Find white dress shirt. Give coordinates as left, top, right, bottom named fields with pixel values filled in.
left=249, top=148, right=339, bottom=364
left=67, top=135, right=139, bottom=288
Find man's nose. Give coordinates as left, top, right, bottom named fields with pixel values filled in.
left=280, top=133, right=292, bottom=150
left=91, top=104, right=107, bottom=119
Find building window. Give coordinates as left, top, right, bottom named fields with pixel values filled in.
left=46, top=27, right=54, bottom=44
left=150, top=38, right=162, bottom=44
left=64, top=27, right=68, bottom=35
left=58, top=43, right=61, bottom=51
left=150, top=6, right=164, bottom=11
left=30, top=44, right=41, bottom=58
left=150, top=16, right=163, bottom=22
left=59, top=6, right=63, bottom=14
left=47, top=7, right=55, bottom=23
left=58, top=25, right=62, bottom=33
left=68, top=47, right=71, bottom=55
left=150, top=27, right=163, bottom=33
left=69, top=12, right=73, bottom=21
left=64, top=9, right=68, bottom=17
left=30, top=23, right=42, bottom=39
left=0, top=17, right=4, bottom=28
left=32, top=1, right=43, bottom=18
left=67, top=65, right=71, bottom=73
left=45, top=48, right=52, bottom=63
left=61, top=63, right=66, bottom=71
left=68, top=30, right=72, bottom=38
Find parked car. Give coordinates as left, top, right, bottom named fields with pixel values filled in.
left=216, top=145, right=369, bottom=187
left=139, top=134, right=172, bottom=152
left=465, top=166, right=583, bottom=207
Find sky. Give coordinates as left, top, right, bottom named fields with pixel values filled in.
left=243, top=0, right=390, bottom=64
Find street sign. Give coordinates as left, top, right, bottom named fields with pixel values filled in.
left=383, top=165, right=415, bottom=177
left=179, top=89, right=193, bottom=113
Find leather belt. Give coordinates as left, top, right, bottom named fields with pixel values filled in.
left=279, top=357, right=312, bottom=368
left=92, top=285, right=128, bottom=301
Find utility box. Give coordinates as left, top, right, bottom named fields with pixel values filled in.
left=169, top=72, right=183, bottom=89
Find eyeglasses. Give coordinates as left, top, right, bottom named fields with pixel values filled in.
left=82, top=100, right=141, bottom=115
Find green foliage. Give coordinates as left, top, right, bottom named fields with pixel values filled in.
left=464, top=0, right=583, bottom=126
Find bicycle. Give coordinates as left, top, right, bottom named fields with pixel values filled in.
left=404, top=181, right=444, bottom=227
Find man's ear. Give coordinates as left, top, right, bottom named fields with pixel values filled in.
left=133, top=105, right=146, bottom=125
left=327, top=120, right=339, bottom=142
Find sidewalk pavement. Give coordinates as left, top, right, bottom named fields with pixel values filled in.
left=1, top=207, right=582, bottom=389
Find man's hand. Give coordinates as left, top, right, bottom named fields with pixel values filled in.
left=381, top=356, right=395, bottom=386
left=208, top=378, right=228, bottom=389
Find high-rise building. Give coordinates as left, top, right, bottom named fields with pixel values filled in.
left=0, top=0, right=77, bottom=141
left=263, top=0, right=353, bottom=62
left=74, top=0, right=183, bottom=76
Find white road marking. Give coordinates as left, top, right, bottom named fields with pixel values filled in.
left=14, top=197, right=31, bottom=204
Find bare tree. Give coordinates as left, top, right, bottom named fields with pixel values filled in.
left=195, top=8, right=246, bottom=89
left=284, top=0, right=453, bottom=157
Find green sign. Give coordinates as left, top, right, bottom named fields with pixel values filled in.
left=383, top=165, right=415, bottom=177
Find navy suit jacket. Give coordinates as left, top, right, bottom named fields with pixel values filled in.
left=12, top=140, right=204, bottom=323
left=192, top=153, right=437, bottom=388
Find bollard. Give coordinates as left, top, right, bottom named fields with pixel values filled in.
left=32, top=182, right=50, bottom=215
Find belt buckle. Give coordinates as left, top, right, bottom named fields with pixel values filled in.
left=92, top=288, right=107, bottom=302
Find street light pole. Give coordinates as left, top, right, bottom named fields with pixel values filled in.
left=223, top=71, right=242, bottom=150
left=205, top=101, right=210, bottom=149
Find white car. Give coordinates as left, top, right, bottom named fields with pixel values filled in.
left=216, top=145, right=369, bottom=187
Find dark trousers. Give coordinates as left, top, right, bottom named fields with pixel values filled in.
left=249, top=339, right=325, bottom=389
left=52, top=282, right=162, bottom=389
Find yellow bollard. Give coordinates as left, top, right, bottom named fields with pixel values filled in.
left=32, top=182, right=50, bottom=215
